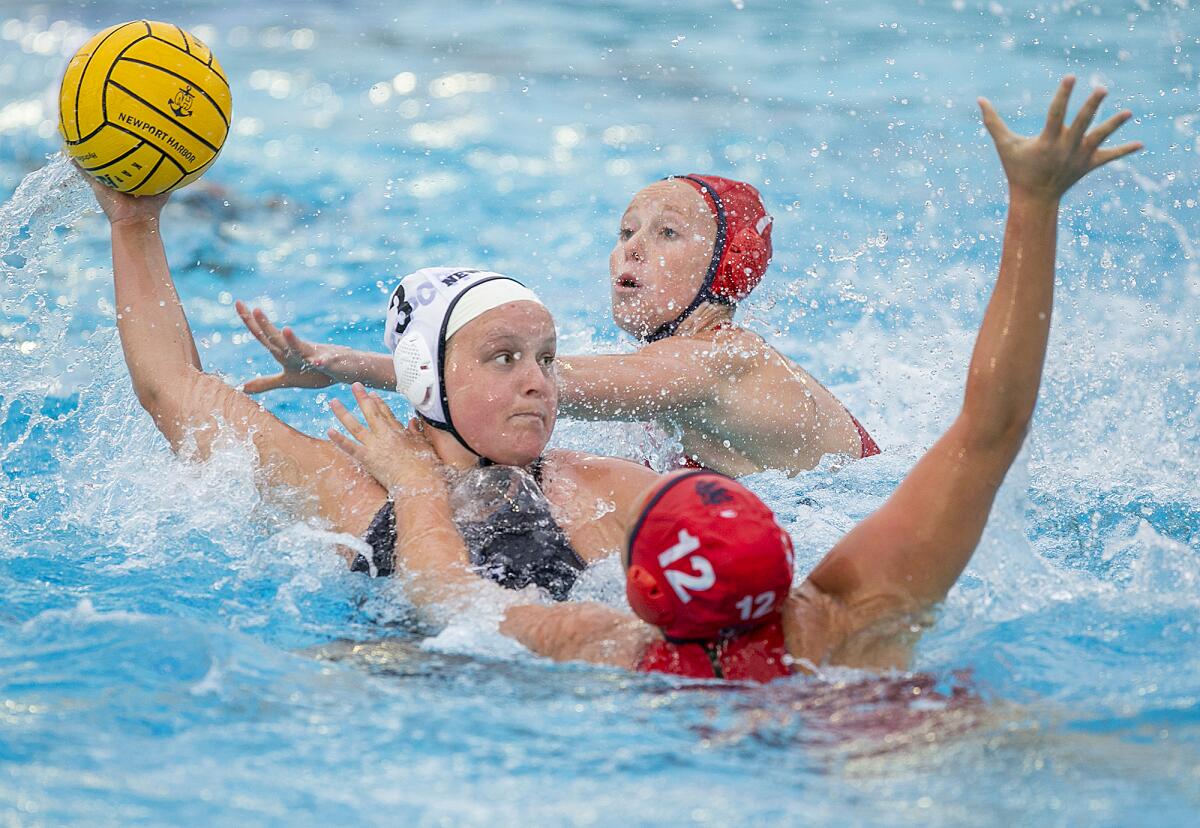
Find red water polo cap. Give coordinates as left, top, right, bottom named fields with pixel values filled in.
left=625, top=471, right=794, bottom=642
left=679, top=174, right=773, bottom=302
left=645, top=175, right=773, bottom=341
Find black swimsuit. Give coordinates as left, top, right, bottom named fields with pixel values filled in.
left=352, top=458, right=587, bottom=601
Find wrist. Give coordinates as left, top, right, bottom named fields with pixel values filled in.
left=110, top=214, right=161, bottom=233
left=388, top=474, right=447, bottom=502
left=1007, top=186, right=1061, bottom=212
left=319, top=347, right=354, bottom=380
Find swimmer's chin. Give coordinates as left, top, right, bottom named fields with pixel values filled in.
left=488, top=417, right=552, bottom=464
left=611, top=305, right=663, bottom=339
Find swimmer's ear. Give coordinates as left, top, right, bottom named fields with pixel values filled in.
left=626, top=564, right=675, bottom=630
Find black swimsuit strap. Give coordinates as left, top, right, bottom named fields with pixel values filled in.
left=356, top=455, right=572, bottom=597
left=477, top=455, right=546, bottom=485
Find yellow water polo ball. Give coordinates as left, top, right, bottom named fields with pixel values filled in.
left=59, top=20, right=232, bottom=196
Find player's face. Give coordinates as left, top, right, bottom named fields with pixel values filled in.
left=610, top=180, right=715, bottom=338
left=443, top=302, right=559, bottom=466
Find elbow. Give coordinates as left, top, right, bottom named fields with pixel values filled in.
left=960, top=380, right=1037, bottom=451
left=131, top=364, right=202, bottom=416
left=1006, top=414, right=1033, bottom=445
left=130, top=366, right=211, bottom=450
left=987, top=417, right=1033, bottom=455
left=958, top=407, right=1033, bottom=454
left=132, top=379, right=166, bottom=415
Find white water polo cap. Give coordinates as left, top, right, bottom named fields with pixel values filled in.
left=383, top=266, right=545, bottom=436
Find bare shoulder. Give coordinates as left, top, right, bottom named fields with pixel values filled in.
left=545, top=449, right=659, bottom=506
left=546, top=448, right=660, bottom=485
left=719, top=326, right=818, bottom=376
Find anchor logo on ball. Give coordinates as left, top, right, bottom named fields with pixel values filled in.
left=169, top=86, right=194, bottom=118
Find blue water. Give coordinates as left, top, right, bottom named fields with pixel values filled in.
left=2, top=1, right=1198, bottom=824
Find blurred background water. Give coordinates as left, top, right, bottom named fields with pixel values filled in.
left=1, top=1, right=1198, bottom=824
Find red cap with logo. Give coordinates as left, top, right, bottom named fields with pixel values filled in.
left=625, top=471, right=794, bottom=642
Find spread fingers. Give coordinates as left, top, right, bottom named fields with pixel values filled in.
left=327, top=428, right=362, bottom=460
left=1067, top=86, right=1107, bottom=146
left=977, top=97, right=1012, bottom=143
left=1084, top=109, right=1133, bottom=151
left=1041, top=75, right=1075, bottom=138
left=236, top=301, right=271, bottom=348
left=1092, top=140, right=1144, bottom=168
left=329, top=398, right=369, bottom=441
left=253, top=308, right=289, bottom=352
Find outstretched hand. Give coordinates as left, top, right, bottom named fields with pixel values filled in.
left=235, top=301, right=337, bottom=393
left=978, top=75, right=1142, bottom=202
left=328, top=383, right=445, bottom=496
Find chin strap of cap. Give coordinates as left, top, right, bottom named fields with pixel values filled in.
left=389, top=271, right=538, bottom=462
left=392, top=318, right=485, bottom=458
left=643, top=175, right=732, bottom=343
left=417, top=412, right=482, bottom=458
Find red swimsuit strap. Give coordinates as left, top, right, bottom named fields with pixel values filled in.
left=850, top=413, right=881, bottom=458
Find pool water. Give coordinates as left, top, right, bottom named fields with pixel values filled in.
left=2, top=1, right=1198, bottom=824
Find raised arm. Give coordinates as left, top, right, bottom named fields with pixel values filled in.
left=794, top=78, right=1141, bottom=661
left=95, top=182, right=198, bottom=423
left=83, top=173, right=382, bottom=535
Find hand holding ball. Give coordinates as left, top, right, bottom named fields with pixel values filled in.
left=59, top=20, right=232, bottom=196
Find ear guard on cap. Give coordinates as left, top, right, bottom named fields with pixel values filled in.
left=714, top=222, right=772, bottom=302
left=392, top=331, right=435, bottom=409
left=625, top=564, right=675, bottom=630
